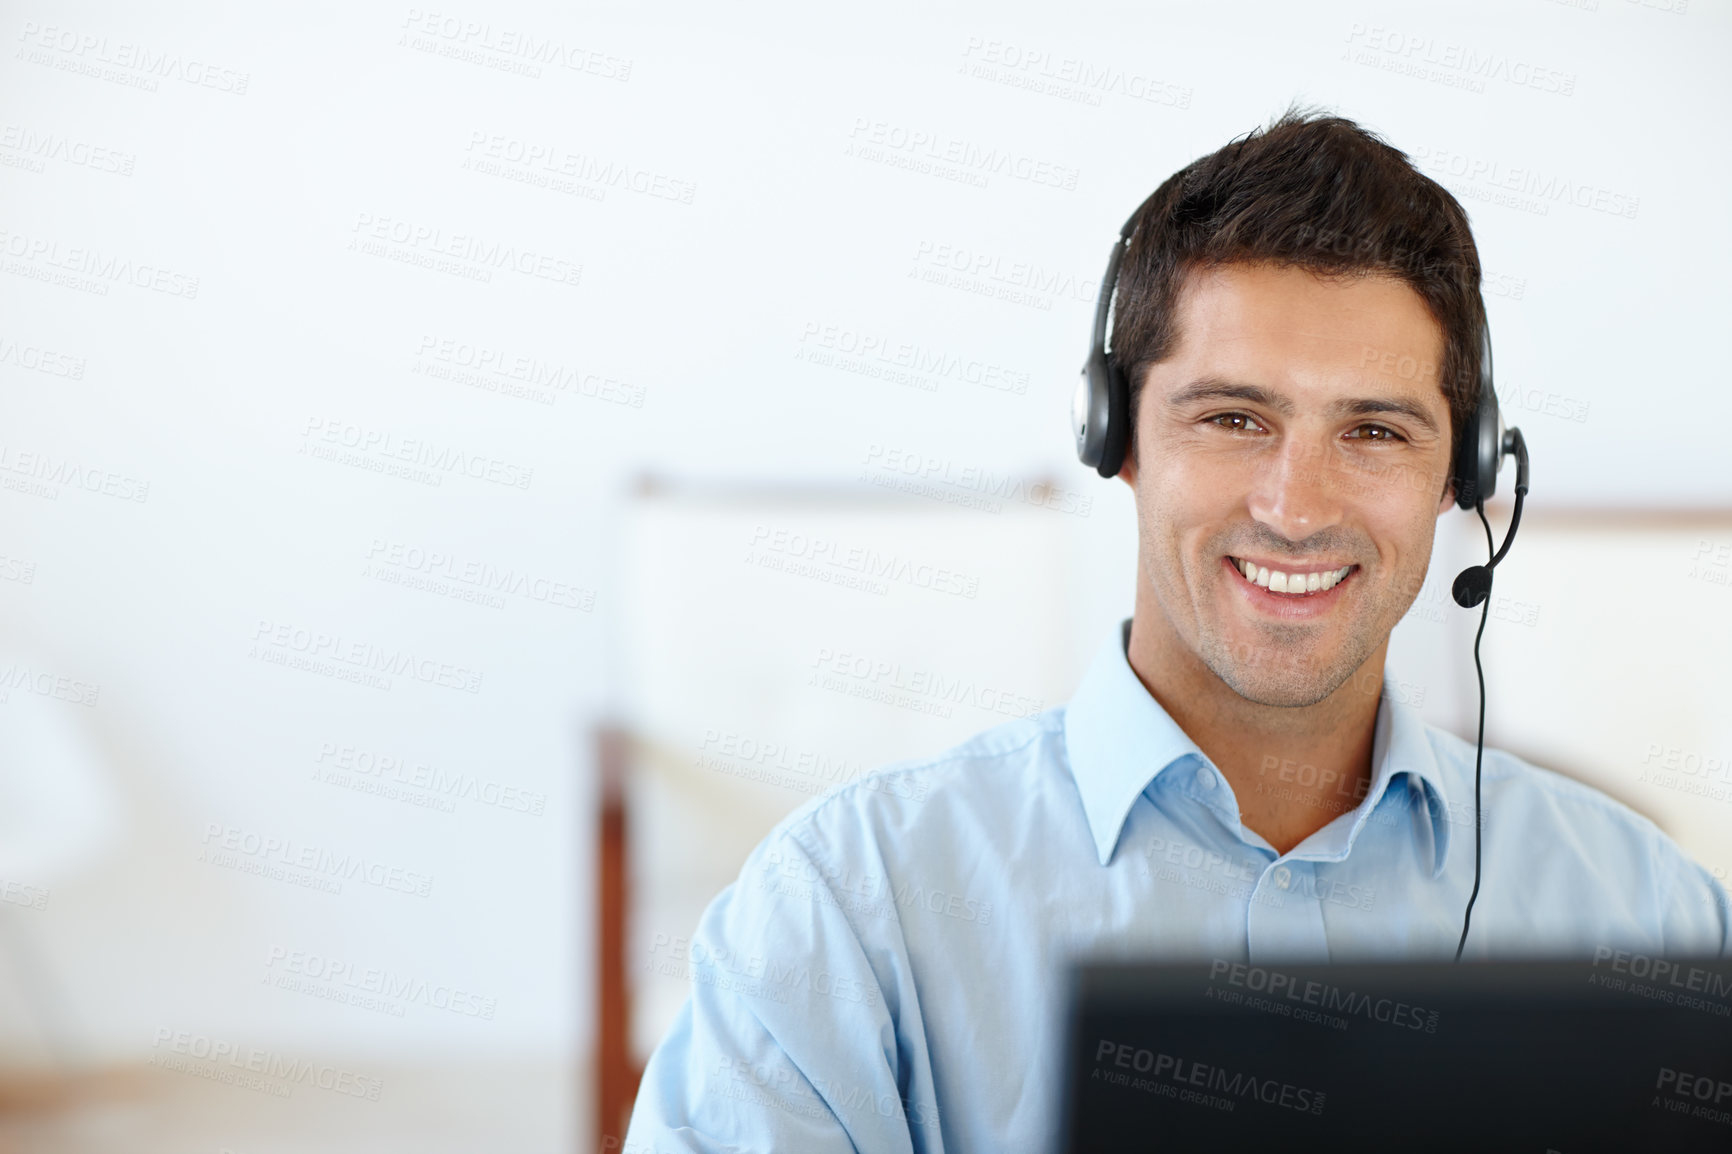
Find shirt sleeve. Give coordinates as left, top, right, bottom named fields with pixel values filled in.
left=622, top=823, right=927, bottom=1154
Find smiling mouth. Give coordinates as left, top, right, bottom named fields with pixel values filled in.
left=1228, top=557, right=1357, bottom=596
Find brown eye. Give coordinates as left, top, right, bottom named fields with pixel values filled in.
left=1347, top=424, right=1403, bottom=442
left=1213, top=413, right=1261, bottom=432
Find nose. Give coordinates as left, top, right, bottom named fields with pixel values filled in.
left=1244, top=436, right=1346, bottom=542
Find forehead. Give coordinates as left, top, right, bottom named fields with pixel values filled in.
left=1161, top=263, right=1446, bottom=399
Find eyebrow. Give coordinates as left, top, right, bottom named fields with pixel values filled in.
left=1166, top=376, right=1442, bottom=437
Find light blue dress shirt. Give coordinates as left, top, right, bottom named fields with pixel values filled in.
left=623, top=620, right=1731, bottom=1153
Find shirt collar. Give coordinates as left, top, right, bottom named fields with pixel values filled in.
left=1063, top=619, right=1454, bottom=876
left=1356, top=678, right=1455, bottom=880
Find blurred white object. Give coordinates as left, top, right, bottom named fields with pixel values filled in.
left=0, top=650, right=119, bottom=883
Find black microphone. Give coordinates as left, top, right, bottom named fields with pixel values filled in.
left=1451, top=565, right=1494, bottom=610
left=1451, top=429, right=1530, bottom=608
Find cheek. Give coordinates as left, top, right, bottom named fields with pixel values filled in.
left=1369, top=501, right=1441, bottom=585
left=1148, top=453, right=1242, bottom=529
left=1138, top=474, right=1236, bottom=595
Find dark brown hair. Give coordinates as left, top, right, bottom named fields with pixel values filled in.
left=1111, top=108, right=1484, bottom=465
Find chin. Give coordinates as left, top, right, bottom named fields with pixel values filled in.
left=1203, top=634, right=1362, bottom=709
left=1216, top=668, right=1342, bottom=709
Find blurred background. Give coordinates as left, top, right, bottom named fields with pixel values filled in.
left=1, top=0, right=1728, bottom=1149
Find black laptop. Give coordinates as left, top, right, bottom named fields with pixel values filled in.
left=1056, top=953, right=1732, bottom=1153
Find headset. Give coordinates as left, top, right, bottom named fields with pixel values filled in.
left=1072, top=210, right=1531, bottom=962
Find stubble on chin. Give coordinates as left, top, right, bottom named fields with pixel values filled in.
left=1197, top=622, right=1368, bottom=709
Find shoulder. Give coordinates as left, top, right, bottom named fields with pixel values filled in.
left=1422, top=719, right=1691, bottom=882
left=757, top=708, right=1069, bottom=859
left=712, top=711, right=1068, bottom=948
left=1423, top=721, right=1729, bottom=950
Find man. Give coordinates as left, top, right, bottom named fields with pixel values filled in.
left=622, top=111, right=1730, bottom=1152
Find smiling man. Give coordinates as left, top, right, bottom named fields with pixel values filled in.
left=623, top=111, right=1730, bottom=1153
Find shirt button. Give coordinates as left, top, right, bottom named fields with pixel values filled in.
left=1273, top=867, right=1292, bottom=890
left=1195, top=767, right=1217, bottom=790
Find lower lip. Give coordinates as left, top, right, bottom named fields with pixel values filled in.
left=1223, top=556, right=1356, bottom=619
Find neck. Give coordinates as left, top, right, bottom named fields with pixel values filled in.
left=1125, top=598, right=1386, bottom=856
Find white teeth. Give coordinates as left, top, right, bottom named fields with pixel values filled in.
left=1235, top=558, right=1353, bottom=595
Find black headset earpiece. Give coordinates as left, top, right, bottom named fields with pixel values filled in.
left=1449, top=320, right=1530, bottom=608
left=1451, top=323, right=1504, bottom=511
left=1072, top=213, right=1138, bottom=477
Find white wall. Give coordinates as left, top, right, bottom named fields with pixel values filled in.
left=0, top=0, right=1725, bottom=1147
